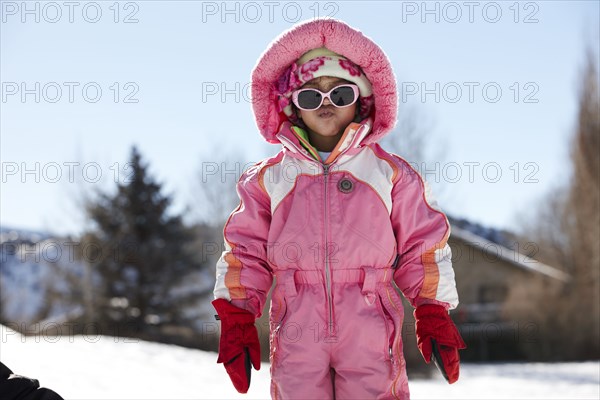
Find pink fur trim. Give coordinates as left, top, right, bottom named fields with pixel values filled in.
left=251, top=18, right=398, bottom=144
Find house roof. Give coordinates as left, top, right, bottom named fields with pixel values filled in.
left=450, top=224, right=571, bottom=282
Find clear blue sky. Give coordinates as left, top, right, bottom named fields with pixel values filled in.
left=1, top=1, right=599, bottom=236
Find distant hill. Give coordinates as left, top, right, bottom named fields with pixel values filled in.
left=0, top=224, right=215, bottom=333
left=0, top=225, right=54, bottom=244
left=0, top=225, right=79, bottom=323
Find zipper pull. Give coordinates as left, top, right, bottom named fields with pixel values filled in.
left=323, top=164, right=330, bottom=175
left=391, top=254, right=400, bottom=269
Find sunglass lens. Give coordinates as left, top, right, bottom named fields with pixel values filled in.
left=298, top=90, right=322, bottom=110
left=330, top=86, right=356, bottom=107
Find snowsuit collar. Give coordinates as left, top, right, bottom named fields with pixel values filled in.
left=275, top=118, right=374, bottom=165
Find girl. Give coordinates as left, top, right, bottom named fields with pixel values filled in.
left=212, top=18, right=465, bottom=400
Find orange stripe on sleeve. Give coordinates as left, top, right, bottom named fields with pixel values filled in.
left=224, top=250, right=246, bottom=299
left=419, top=231, right=450, bottom=299
left=420, top=248, right=441, bottom=299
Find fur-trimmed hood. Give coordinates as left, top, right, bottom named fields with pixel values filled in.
left=251, top=18, right=398, bottom=145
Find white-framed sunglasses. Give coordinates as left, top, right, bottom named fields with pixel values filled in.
left=292, top=84, right=359, bottom=111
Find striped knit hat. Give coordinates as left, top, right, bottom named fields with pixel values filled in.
left=275, top=47, right=374, bottom=123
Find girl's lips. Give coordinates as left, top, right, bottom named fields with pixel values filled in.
left=319, top=111, right=335, bottom=118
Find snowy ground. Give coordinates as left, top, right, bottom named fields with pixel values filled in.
left=1, top=325, right=598, bottom=399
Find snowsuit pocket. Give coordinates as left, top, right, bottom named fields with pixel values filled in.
left=269, top=282, right=291, bottom=370
left=375, top=292, right=396, bottom=361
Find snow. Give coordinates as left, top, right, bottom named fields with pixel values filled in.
left=1, top=325, right=598, bottom=399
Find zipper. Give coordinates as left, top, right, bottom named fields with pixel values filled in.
left=278, top=130, right=355, bottom=337
left=323, top=163, right=334, bottom=337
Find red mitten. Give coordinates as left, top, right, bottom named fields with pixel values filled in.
left=415, top=304, right=466, bottom=384
left=212, top=298, right=261, bottom=393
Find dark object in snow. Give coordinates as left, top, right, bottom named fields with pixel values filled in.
left=0, top=362, right=64, bottom=400
left=431, top=338, right=450, bottom=383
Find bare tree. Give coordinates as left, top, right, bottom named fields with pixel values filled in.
left=381, top=102, right=455, bottom=206
left=562, top=46, right=600, bottom=357
left=507, top=46, right=600, bottom=360
left=381, top=102, right=434, bottom=166
left=192, top=144, right=255, bottom=228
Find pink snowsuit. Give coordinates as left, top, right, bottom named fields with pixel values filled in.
left=214, top=19, right=459, bottom=400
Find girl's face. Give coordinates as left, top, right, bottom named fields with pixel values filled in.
left=297, top=76, right=358, bottom=150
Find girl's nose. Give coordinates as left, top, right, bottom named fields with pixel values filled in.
left=322, top=97, right=332, bottom=106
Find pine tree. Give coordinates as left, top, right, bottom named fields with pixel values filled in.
left=83, top=146, right=205, bottom=338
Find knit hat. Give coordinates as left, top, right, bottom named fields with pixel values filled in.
left=275, top=47, right=374, bottom=123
